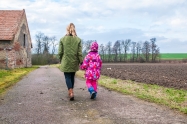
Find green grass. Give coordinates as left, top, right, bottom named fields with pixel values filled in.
left=76, top=70, right=187, bottom=114
left=0, top=66, right=39, bottom=95
left=160, top=53, right=187, bottom=60
left=99, top=53, right=187, bottom=61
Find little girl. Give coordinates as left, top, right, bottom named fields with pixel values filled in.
left=80, top=42, right=102, bottom=99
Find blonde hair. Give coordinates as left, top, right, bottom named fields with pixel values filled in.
left=66, top=23, right=77, bottom=36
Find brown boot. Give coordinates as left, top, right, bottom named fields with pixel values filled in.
left=68, top=88, right=74, bottom=101
left=68, top=89, right=71, bottom=96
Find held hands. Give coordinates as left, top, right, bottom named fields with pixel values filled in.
left=79, top=62, right=84, bottom=70
left=80, top=62, right=83, bottom=65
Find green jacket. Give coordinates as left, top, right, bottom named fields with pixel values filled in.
left=58, top=35, right=83, bottom=72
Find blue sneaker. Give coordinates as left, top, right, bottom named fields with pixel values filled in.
left=88, top=87, right=97, bottom=99
left=90, top=91, right=96, bottom=99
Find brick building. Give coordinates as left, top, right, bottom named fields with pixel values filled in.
left=0, top=9, right=32, bottom=69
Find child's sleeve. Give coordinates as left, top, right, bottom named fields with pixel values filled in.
left=80, top=54, right=90, bottom=70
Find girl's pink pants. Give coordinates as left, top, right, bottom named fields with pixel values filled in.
left=86, top=79, right=98, bottom=92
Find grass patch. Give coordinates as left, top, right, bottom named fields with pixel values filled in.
left=0, top=66, right=39, bottom=95
left=160, top=53, right=187, bottom=60
left=76, top=70, right=187, bottom=114
left=111, top=79, right=117, bottom=84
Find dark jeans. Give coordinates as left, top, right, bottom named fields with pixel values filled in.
left=64, top=72, right=75, bottom=90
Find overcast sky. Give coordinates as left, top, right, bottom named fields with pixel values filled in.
left=1, top=0, right=187, bottom=53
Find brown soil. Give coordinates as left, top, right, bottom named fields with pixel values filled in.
left=101, top=63, right=187, bottom=90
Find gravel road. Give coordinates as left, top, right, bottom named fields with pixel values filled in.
left=0, top=66, right=187, bottom=124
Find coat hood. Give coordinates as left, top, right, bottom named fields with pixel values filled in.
left=90, top=42, right=98, bottom=52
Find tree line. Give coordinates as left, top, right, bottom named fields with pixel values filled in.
left=32, top=32, right=59, bottom=65
left=82, top=38, right=160, bottom=63
left=32, top=32, right=160, bottom=65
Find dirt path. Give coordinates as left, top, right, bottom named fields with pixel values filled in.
left=0, top=66, right=187, bottom=124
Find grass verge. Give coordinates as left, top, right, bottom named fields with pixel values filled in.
left=160, top=53, right=187, bottom=60
left=76, top=70, right=187, bottom=114
left=0, top=66, right=39, bottom=95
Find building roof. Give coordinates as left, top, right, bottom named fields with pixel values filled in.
left=0, top=10, right=24, bottom=40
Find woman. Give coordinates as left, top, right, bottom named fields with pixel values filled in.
left=58, top=23, right=83, bottom=101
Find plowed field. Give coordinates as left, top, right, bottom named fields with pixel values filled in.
left=101, top=63, right=187, bottom=90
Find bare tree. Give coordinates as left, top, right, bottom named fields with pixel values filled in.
left=136, top=41, right=142, bottom=62
left=150, top=38, right=158, bottom=62
left=121, top=39, right=131, bottom=62
left=42, top=36, right=50, bottom=54
left=154, top=47, right=160, bottom=62
left=142, top=41, right=150, bottom=62
left=35, top=32, right=44, bottom=55
left=113, top=40, right=120, bottom=62
left=33, top=32, right=60, bottom=65
left=51, top=36, right=57, bottom=55
left=84, top=40, right=94, bottom=54
left=131, top=42, right=136, bottom=62
left=99, top=44, right=105, bottom=61
left=105, top=41, right=112, bottom=62
left=118, top=40, right=122, bottom=62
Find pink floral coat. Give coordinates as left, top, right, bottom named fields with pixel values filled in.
left=80, top=51, right=102, bottom=80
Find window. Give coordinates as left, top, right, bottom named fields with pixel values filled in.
left=24, top=34, right=26, bottom=47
